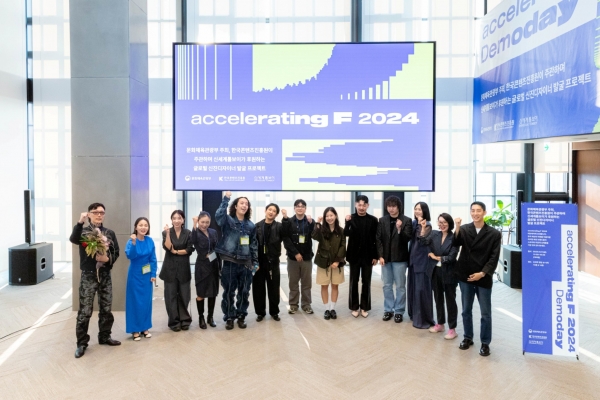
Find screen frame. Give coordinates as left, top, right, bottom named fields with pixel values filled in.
left=172, top=41, right=436, bottom=192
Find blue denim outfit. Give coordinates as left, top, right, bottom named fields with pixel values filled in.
left=214, top=196, right=258, bottom=321
left=381, top=261, right=408, bottom=314
left=214, top=196, right=258, bottom=265
left=221, top=260, right=254, bottom=320
left=459, top=281, right=492, bottom=345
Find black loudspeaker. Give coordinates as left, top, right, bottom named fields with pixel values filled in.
left=501, top=244, right=522, bottom=289
left=24, top=190, right=32, bottom=244
left=9, top=243, right=54, bottom=285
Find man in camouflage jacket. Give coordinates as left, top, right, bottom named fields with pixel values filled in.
left=69, top=202, right=120, bottom=358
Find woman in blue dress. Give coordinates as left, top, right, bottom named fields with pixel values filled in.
left=125, top=217, right=157, bottom=341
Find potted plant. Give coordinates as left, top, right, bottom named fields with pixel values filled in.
left=484, top=199, right=516, bottom=245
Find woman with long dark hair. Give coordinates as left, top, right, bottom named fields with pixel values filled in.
left=191, top=211, right=220, bottom=329
left=125, top=217, right=157, bottom=341
left=313, top=207, right=346, bottom=320
left=408, top=201, right=435, bottom=329
left=160, top=210, right=194, bottom=332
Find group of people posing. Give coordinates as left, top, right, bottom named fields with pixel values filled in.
left=69, top=194, right=501, bottom=359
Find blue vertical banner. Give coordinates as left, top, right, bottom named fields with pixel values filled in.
left=473, top=0, right=600, bottom=144
left=522, top=203, right=579, bottom=357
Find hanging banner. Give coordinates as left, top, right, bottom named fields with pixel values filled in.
left=522, top=203, right=579, bottom=357
left=473, top=0, right=600, bottom=144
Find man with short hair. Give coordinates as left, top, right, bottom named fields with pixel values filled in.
left=376, top=196, right=413, bottom=323
left=344, top=195, right=378, bottom=318
left=253, top=203, right=284, bottom=322
left=69, top=203, right=120, bottom=359
left=282, top=199, right=315, bottom=314
left=453, top=201, right=502, bottom=357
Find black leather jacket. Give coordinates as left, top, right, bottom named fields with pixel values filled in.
left=256, top=220, right=283, bottom=266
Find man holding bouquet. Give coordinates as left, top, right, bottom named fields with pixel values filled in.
left=69, top=202, right=120, bottom=358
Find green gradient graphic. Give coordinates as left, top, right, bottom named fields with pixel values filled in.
left=389, top=43, right=434, bottom=99
left=252, top=44, right=335, bottom=92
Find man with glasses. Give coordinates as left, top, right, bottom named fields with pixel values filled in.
left=69, top=203, right=120, bottom=358
left=282, top=199, right=315, bottom=314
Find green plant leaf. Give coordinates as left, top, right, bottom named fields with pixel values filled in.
left=497, top=199, right=504, bottom=209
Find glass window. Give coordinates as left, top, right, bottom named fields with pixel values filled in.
left=535, top=173, right=549, bottom=192
left=549, top=173, right=566, bottom=192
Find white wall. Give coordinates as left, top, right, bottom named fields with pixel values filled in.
left=0, top=3, right=27, bottom=273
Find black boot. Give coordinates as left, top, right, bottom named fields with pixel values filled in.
left=207, top=297, right=217, bottom=327
left=237, top=316, right=247, bottom=329
left=196, top=299, right=205, bottom=328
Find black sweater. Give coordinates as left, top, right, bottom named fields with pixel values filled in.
left=69, top=223, right=120, bottom=272
left=343, top=213, right=378, bottom=264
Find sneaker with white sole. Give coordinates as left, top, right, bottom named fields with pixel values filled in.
left=302, top=306, right=314, bottom=314
left=429, top=324, right=444, bottom=333
left=288, top=306, right=298, bottom=314
left=444, top=328, right=458, bottom=340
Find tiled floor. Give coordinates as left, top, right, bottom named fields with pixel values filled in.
left=1, top=263, right=599, bottom=399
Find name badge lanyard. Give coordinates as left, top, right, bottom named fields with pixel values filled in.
left=262, top=223, right=273, bottom=279
left=262, top=223, right=269, bottom=254
left=297, top=218, right=306, bottom=243
left=207, top=232, right=218, bottom=262
left=240, top=220, right=250, bottom=245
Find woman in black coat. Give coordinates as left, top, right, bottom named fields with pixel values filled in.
left=427, top=213, right=459, bottom=340
left=160, top=210, right=194, bottom=332
left=191, top=211, right=220, bottom=329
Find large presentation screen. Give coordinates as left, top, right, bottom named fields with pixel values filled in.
left=173, top=42, right=435, bottom=191
left=473, top=0, right=599, bottom=144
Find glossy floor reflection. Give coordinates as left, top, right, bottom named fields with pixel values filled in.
left=1, top=263, right=599, bottom=399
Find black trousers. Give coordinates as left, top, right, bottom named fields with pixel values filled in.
left=164, top=278, right=192, bottom=329
left=76, top=269, right=114, bottom=347
left=348, top=261, right=373, bottom=311
left=252, top=261, right=281, bottom=316
left=432, top=267, right=458, bottom=329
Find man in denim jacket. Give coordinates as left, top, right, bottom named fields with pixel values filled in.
left=215, top=191, right=259, bottom=330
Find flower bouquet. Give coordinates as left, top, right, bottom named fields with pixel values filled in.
left=81, top=227, right=112, bottom=281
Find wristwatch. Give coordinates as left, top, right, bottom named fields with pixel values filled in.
left=480, top=271, right=485, bottom=278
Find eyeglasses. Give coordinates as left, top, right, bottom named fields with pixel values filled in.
left=90, top=211, right=106, bottom=216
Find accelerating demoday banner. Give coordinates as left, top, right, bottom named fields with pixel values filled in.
left=173, top=43, right=435, bottom=191
left=473, top=0, right=600, bottom=144
left=521, top=203, right=579, bottom=357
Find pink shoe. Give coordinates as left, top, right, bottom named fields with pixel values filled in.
left=429, top=324, right=444, bottom=333
left=444, top=328, right=458, bottom=340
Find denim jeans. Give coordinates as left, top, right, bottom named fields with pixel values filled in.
left=221, top=261, right=253, bottom=321
left=381, top=262, right=408, bottom=314
left=459, top=281, right=492, bottom=345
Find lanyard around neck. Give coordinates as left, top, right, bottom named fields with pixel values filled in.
left=296, top=217, right=305, bottom=236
